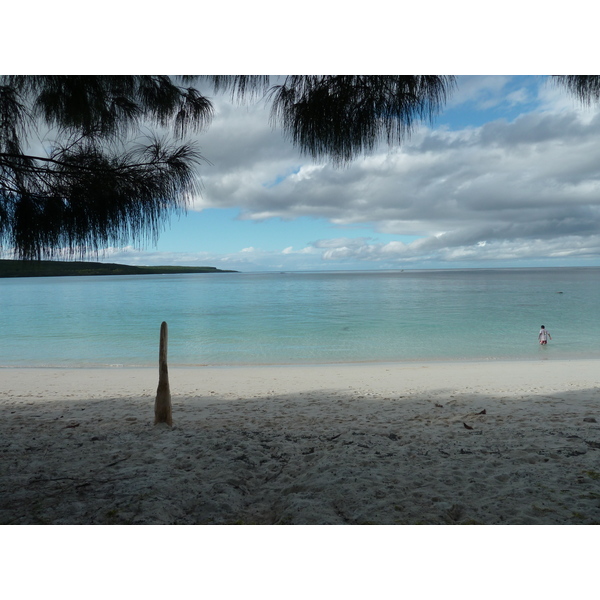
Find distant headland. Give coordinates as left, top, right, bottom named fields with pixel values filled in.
left=0, top=259, right=238, bottom=278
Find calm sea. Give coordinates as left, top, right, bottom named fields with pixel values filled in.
left=1, top=267, right=599, bottom=367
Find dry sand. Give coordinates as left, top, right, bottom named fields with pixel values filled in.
left=2, top=359, right=600, bottom=525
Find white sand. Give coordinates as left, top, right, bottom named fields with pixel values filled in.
left=2, top=359, right=600, bottom=524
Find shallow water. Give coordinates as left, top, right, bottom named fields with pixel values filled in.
left=1, top=267, right=599, bottom=367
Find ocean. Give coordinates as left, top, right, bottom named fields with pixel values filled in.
left=1, top=267, right=599, bottom=367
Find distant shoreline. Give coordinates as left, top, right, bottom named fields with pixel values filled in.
left=0, top=259, right=237, bottom=278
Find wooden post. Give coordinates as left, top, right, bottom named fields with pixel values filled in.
left=154, top=321, right=172, bottom=426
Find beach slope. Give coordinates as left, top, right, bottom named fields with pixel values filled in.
left=2, top=360, right=600, bottom=524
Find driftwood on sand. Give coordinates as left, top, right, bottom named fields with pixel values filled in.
left=154, top=321, right=172, bottom=426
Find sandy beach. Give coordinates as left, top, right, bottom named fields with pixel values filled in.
left=2, top=359, right=600, bottom=525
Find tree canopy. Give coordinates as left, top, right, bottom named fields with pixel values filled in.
left=0, top=76, right=211, bottom=259
left=553, top=75, right=600, bottom=105
left=0, top=75, right=593, bottom=260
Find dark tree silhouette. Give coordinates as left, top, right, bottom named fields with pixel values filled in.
left=0, top=75, right=456, bottom=259
left=553, top=75, right=600, bottom=105
left=0, top=76, right=211, bottom=259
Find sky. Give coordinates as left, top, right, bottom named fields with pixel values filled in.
left=87, top=75, right=600, bottom=272
left=6, top=3, right=600, bottom=273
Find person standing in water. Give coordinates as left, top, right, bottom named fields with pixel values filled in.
left=539, top=325, right=552, bottom=345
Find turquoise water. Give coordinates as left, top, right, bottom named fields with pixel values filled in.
left=1, top=267, right=599, bottom=367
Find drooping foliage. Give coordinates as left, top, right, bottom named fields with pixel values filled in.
left=270, top=75, right=455, bottom=165
left=0, top=76, right=211, bottom=259
left=553, top=75, right=600, bottom=105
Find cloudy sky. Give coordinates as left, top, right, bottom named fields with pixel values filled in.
left=7, top=3, right=599, bottom=273
left=7, top=0, right=600, bottom=271
left=92, top=75, right=600, bottom=272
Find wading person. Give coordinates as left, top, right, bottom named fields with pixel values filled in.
left=539, top=325, right=552, bottom=345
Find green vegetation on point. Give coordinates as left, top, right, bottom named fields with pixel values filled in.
left=0, top=259, right=237, bottom=278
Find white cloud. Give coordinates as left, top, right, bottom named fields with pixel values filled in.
left=506, top=88, right=530, bottom=107
left=445, top=75, right=514, bottom=110
left=191, top=97, right=600, bottom=264
left=301, top=232, right=600, bottom=267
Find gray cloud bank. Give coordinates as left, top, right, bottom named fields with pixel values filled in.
left=187, top=81, right=600, bottom=267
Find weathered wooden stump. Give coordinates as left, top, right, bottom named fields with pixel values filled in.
left=154, top=321, right=172, bottom=426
